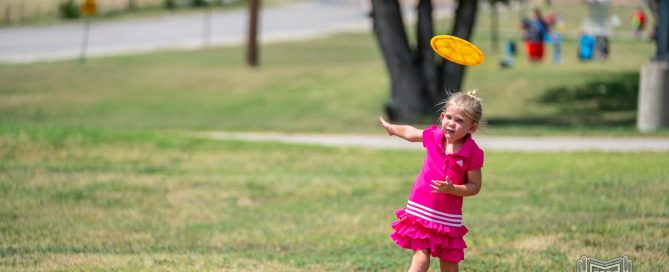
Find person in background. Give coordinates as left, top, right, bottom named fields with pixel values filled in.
left=632, top=7, right=647, bottom=39
left=578, top=32, right=596, bottom=61
left=551, top=30, right=562, bottom=64
left=545, top=12, right=563, bottom=64
left=596, top=35, right=610, bottom=60
left=521, top=8, right=549, bottom=62
left=499, top=39, right=516, bottom=68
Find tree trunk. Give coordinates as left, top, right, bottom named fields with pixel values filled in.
left=440, top=0, right=479, bottom=96
left=246, top=0, right=260, bottom=67
left=370, top=0, right=480, bottom=121
left=491, top=1, right=499, bottom=54
left=371, top=0, right=424, bottom=122
left=416, top=0, right=440, bottom=106
left=657, top=0, right=669, bottom=60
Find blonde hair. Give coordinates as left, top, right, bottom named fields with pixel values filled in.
left=441, top=90, right=484, bottom=125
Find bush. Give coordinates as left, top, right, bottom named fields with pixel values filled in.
left=192, top=0, right=210, bottom=7
left=163, top=0, right=176, bottom=9
left=59, top=0, right=80, bottom=19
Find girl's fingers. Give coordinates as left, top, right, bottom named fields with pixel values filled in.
left=438, top=179, right=451, bottom=186
left=379, top=116, right=394, bottom=135
left=379, top=116, right=388, bottom=125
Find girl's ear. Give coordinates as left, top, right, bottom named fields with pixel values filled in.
left=439, top=112, right=445, bottom=123
left=469, top=122, right=479, bottom=133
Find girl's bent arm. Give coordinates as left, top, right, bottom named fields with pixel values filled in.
left=379, top=116, right=422, bottom=142
left=454, top=170, right=482, bottom=196
left=431, top=170, right=482, bottom=197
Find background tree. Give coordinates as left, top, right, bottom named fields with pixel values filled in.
left=247, top=0, right=260, bottom=67
left=371, top=0, right=507, bottom=122
left=647, top=0, right=669, bottom=59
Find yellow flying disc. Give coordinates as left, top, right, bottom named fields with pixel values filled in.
left=430, top=35, right=484, bottom=66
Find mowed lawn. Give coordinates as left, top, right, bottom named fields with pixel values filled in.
left=0, top=11, right=664, bottom=135
left=0, top=129, right=667, bottom=271
left=1, top=2, right=668, bottom=271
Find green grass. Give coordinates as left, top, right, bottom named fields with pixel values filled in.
left=0, top=33, right=387, bottom=133
left=1, top=2, right=667, bottom=271
left=2, top=3, right=667, bottom=136
left=1, top=31, right=665, bottom=136
left=0, top=128, right=667, bottom=271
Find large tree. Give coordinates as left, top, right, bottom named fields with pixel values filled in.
left=371, top=0, right=496, bottom=122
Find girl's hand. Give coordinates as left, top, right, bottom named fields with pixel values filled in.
left=379, top=116, right=423, bottom=142
left=431, top=178, right=455, bottom=194
left=379, top=116, right=394, bottom=136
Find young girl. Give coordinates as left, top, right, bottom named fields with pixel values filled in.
left=379, top=91, right=484, bottom=272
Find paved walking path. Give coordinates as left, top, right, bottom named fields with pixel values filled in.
left=208, top=131, right=669, bottom=152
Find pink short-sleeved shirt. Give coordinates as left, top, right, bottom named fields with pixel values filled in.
left=404, top=125, right=484, bottom=227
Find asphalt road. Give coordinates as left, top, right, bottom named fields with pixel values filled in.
left=0, top=1, right=372, bottom=63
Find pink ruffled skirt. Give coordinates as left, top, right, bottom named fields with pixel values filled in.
left=390, top=209, right=468, bottom=262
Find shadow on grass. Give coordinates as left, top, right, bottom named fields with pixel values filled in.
left=489, top=72, right=639, bottom=128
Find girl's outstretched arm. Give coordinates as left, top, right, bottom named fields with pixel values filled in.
left=379, top=116, right=422, bottom=142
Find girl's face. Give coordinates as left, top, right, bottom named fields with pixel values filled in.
left=439, top=106, right=478, bottom=143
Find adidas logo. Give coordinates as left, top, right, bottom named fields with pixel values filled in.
left=456, top=160, right=464, bottom=166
